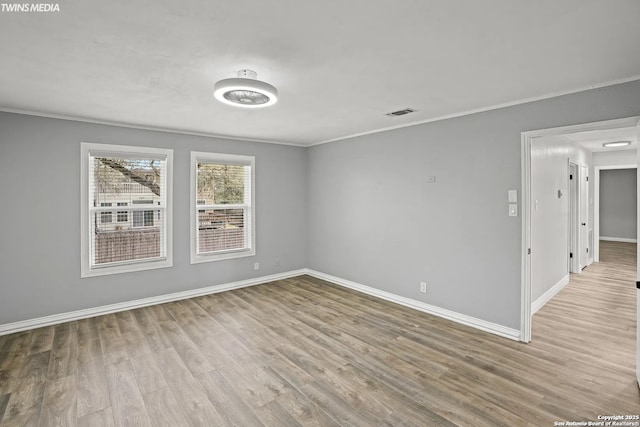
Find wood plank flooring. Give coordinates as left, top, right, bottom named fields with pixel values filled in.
left=0, top=240, right=638, bottom=426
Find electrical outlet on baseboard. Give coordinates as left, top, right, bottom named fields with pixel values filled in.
left=420, top=282, right=427, bottom=293
left=254, top=262, right=260, bottom=271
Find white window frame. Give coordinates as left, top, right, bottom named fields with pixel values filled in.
left=190, top=151, right=255, bottom=264
left=80, top=142, right=173, bottom=277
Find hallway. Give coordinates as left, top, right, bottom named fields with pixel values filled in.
left=532, top=240, right=638, bottom=416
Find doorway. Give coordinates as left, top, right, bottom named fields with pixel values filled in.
left=521, top=116, right=640, bottom=342
left=522, top=115, right=640, bottom=386
left=593, top=165, right=638, bottom=262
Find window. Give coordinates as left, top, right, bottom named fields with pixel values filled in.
left=117, top=202, right=128, bottom=222
left=131, top=200, right=154, bottom=227
left=100, top=203, right=112, bottom=223
left=132, top=210, right=154, bottom=227
left=191, top=152, right=255, bottom=263
left=81, top=143, right=173, bottom=277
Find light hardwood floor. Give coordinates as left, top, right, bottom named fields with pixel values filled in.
left=0, top=241, right=638, bottom=426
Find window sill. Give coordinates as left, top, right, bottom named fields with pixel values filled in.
left=81, top=257, right=173, bottom=278
left=190, top=248, right=255, bottom=264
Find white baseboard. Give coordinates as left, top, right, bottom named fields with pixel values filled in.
left=0, top=269, right=307, bottom=336
left=600, top=236, right=637, bottom=243
left=531, top=275, right=570, bottom=315
left=304, top=269, right=521, bottom=342
left=1, top=267, right=522, bottom=343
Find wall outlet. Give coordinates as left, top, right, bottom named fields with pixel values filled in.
left=420, top=282, right=427, bottom=293
left=254, top=262, right=260, bottom=271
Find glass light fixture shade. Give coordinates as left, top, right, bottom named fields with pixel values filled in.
left=213, top=77, right=278, bottom=108
left=602, top=141, right=631, bottom=148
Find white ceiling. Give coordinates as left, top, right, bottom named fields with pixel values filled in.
left=1, top=0, right=639, bottom=146
left=561, top=126, right=638, bottom=153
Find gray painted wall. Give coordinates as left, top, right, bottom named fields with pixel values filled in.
left=530, top=137, right=591, bottom=302
left=0, top=112, right=308, bottom=324
left=600, top=168, right=637, bottom=240
left=1, top=80, right=639, bottom=331
left=307, top=80, right=640, bottom=330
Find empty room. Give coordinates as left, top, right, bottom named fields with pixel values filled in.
left=1, top=1, right=640, bottom=426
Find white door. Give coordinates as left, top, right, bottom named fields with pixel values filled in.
left=569, top=162, right=580, bottom=273
left=579, top=165, right=589, bottom=270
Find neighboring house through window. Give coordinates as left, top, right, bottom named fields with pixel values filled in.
left=81, top=142, right=173, bottom=277
left=190, top=152, right=255, bottom=263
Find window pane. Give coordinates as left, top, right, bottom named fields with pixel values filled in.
left=198, top=208, right=245, bottom=253
left=101, top=211, right=112, bottom=223
left=144, top=210, right=154, bottom=226
left=94, top=157, right=162, bottom=206
left=89, top=153, right=166, bottom=267
left=197, top=164, right=246, bottom=204
left=92, top=209, right=161, bottom=264
left=133, top=211, right=144, bottom=227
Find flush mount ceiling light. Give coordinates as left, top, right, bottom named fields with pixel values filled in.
left=602, top=140, right=631, bottom=148
left=213, top=69, right=278, bottom=108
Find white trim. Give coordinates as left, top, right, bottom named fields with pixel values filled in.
left=0, top=268, right=523, bottom=341
left=594, top=164, right=638, bottom=170
left=521, top=116, right=640, bottom=344
left=312, top=76, right=640, bottom=146
left=521, top=116, right=640, bottom=140
left=4, top=76, right=640, bottom=148
left=521, top=132, right=532, bottom=342
left=0, top=269, right=306, bottom=336
left=593, top=164, right=637, bottom=262
left=305, top=269, right=521, bottom=342
left=600, top=236, right=638, bottom=243
left=190, top=152, right=256, bottom=264
left=532, top=275, right=570, bottom=314
left=0, top=108, right=304, bottom=147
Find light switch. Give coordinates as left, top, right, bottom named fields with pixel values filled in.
left=508, top=190, right=518, bottom=203
left=509, top=204, right=518, bottom=217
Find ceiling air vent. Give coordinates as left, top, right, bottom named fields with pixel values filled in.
left=386, top=108, right=416, bottom=117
